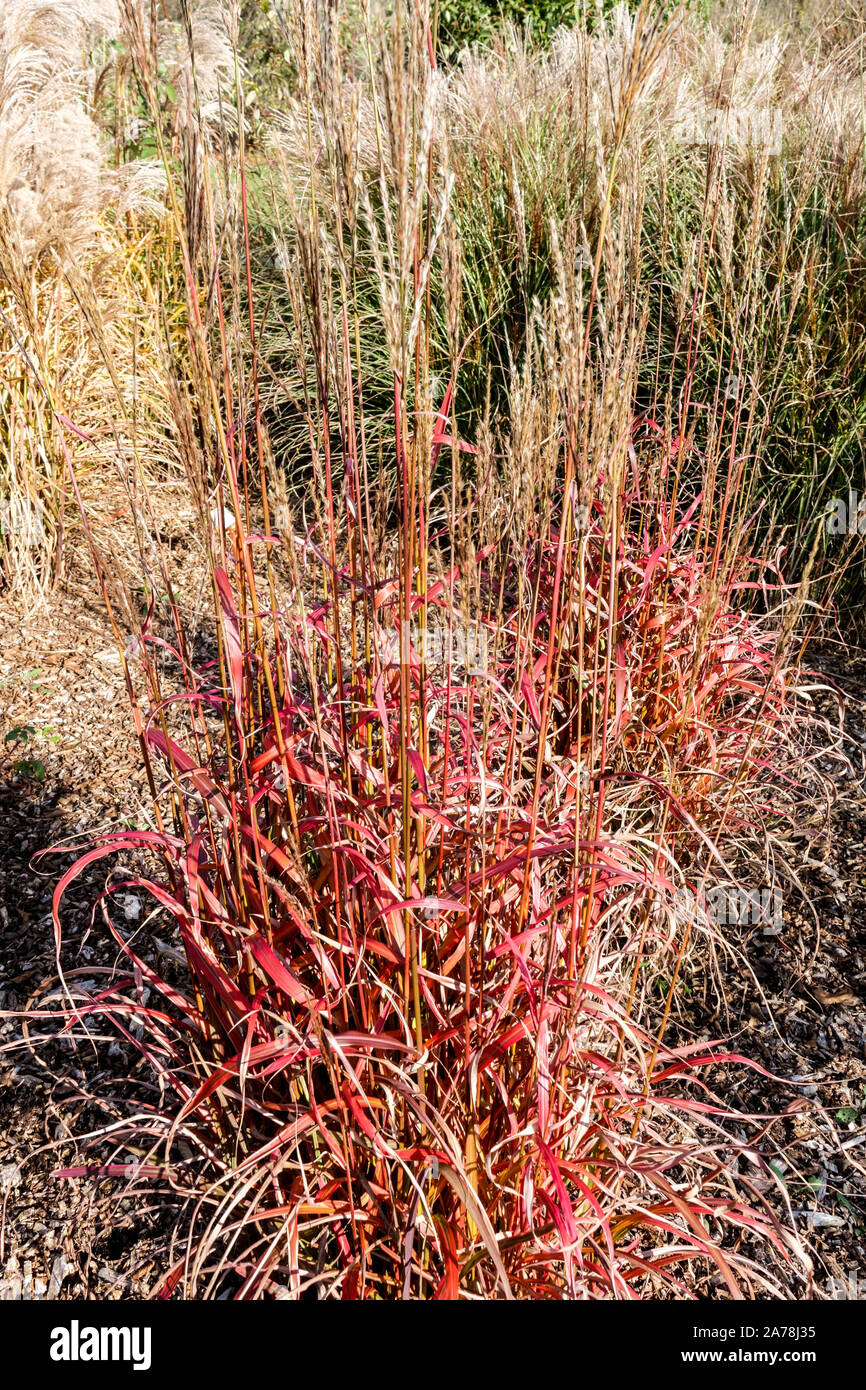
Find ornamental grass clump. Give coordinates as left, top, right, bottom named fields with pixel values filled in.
left=45, top=387, right=825, bottom=1295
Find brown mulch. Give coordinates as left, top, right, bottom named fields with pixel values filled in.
left=703, top=648, right=866, bottom=1297
left=0, top=567, right=172, bottom=1299
left=1, top=536, right=865, bottom=1299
